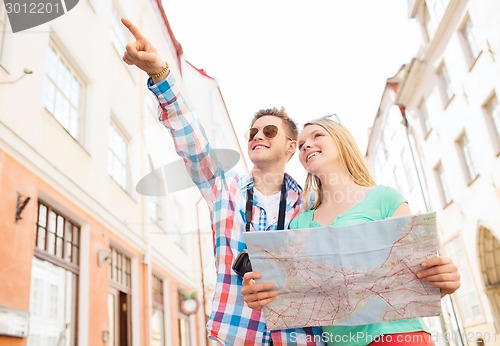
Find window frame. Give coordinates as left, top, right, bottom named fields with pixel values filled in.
left=421, top=2, right=435, bottom=43
left=177, top=290, right=193, bottom=346
left=0, top=7, right=5, bottom=61
left=418, top=99, right=432, bottom=138
left=483, top=93, right=500, bottom=155
left=107, top=246, right=132, bottom=346
left=149, top=193, right=163, bottom=225
left=434, top=161, right=452, bottom=208
left=31, top=200, right=80, bottom=345
left=400, top=147, right=416, bottom=193
left=110, top=3, right=128, bottom=57
left=35, top=200, right=81, bottom=273
left=29, top=256, right=79, bottom=346
left=444, top=236, right=484, bottom=324
left=108, top=246, right=132, bottom=292
left=436, top=63, right=454, bottom=107
left=151, top=273, right=167, bottom=346
left=43, top=43, right=84, bottom=142
left=455, top=132, right=479, bottom=185
left=0, top=7, right=14, bottom=72
left=108, top=121, right=129, bottom=191
left=460, top=15, right=482, bottom=68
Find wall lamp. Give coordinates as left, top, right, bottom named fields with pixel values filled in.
left=0, top=68, right=33, bottom=84
left=98, top=249, right=112, bottom=267
left=15, top=192, right=31, bottom=223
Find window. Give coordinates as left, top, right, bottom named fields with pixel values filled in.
left=437, top=63, right=454, bottom=105
left=152, top=274, right=164, bottom=308
left=43, top=44, right=83, bottom=140
left=108, top=247, right=132, bottom=346
left=111, top=5, right=127, bottom=55
left=461, top=16, right=481, bottom=62
left=0, top=6, right=14, bottom=71
left=149, top=193, right=162, bottom=224
left=34, top=201, right=80, bottom=266
left=108, top=122, right=128, bottom=190
left=151, top=274, right=166, bottom=346
left=401, top=148, right=415, bottom=192
left=30, top=201, right=80, bottom=345
left=445, top=237, right=483, bottom=323
left=178, top=290, right=192, bottom=346
left=108, top=247, right=131, bottom=289
left=428, top=0, right=449, bottom=20
left=0, top=6, right=5, bottom=57
left=434, top=162, right=452, bottom=207
left=168, top=196, right=183, bottom=245
left=422, top=3, right=436, bottom=42
left=456, top=132, right=478, bottom=184
left=484, top=94, right=500, bottom=154
left=178, top=315, right=192, bottom=346
left=418, top=99, right=432, bottom=137
left=392, top=165, right=404, bottom=193
left=374, top=146, right=386, bottom=176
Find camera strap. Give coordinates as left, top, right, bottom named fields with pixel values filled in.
left=245, top=177, right=287, bottom=232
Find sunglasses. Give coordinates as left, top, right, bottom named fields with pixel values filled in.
left=245, top=124, right=292, bottom=142
left=321, top=113, right=342, bottom=124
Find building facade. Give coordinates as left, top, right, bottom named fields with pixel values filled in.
left=0, top=1, right=246, bottom=345
left=367, top=0, right=500, bottom=344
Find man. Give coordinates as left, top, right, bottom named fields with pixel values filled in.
left=121, top=18, right=323, bottom=345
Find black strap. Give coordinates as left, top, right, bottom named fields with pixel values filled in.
left=277, top=180, right=287, bottom=230
left=245, top=177, right=287, bottom=232
left=245, top=187, right=254, bottom=232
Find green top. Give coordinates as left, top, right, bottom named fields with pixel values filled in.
left=289, top=185, right=429, bottom=346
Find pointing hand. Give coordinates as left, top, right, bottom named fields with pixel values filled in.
left=121, top=18, right=168, bottom=80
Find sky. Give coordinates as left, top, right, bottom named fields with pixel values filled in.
left=161, top=0, right=422, bottom=183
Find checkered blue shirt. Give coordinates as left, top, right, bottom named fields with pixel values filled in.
left=149, top=74, right=324, bottom=345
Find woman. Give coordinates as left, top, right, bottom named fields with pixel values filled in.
left=241, top=117, right=460, bottom=345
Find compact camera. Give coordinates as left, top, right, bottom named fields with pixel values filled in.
left=232, top=249, right=253, bottom=277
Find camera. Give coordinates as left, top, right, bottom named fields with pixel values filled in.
left=232, top=249, right=253, bottom=277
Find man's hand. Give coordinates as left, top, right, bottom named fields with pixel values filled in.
left=121, top=18, right=168, bottom=80
left=417, top=256, right=461, bottom=298
left=240, top=272, right=278, bottom=310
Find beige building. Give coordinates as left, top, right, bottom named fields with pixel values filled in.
left=0, top=1, right=246, bottom=345
left=367, top=0, right=500, bottom=344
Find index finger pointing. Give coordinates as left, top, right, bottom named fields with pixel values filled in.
left=121, top=17, right=144, bottom=40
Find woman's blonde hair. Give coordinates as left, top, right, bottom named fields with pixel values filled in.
left=302, top=118, right=376, bottom=210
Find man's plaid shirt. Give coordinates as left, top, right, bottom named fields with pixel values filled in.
left=149, top=74, right=324, bottom=345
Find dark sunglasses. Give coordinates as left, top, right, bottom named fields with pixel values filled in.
left=245, top=124, right=292, bottom=141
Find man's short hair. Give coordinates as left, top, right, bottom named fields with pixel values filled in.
left=250, top=107, right=299, bottom=141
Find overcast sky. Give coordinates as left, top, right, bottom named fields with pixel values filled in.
left=162, top=0, right=422, bottom=183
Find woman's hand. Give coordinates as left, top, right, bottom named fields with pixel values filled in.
left=417, top=256, right=460, bottom=298
left=240, top=272, right=278, bottom=310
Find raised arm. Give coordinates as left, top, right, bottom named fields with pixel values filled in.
left=121, top=18, right=224, bottom=203
left=121, top=18, right=168, bottom=84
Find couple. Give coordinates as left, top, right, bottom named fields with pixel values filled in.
left=121, top=18, right=460, bottom=346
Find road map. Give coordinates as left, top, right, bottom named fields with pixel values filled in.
left=243, top=213, right=441, bottom=331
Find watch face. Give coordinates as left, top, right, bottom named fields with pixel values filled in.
left=181, top=299, right=198, bottom=315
